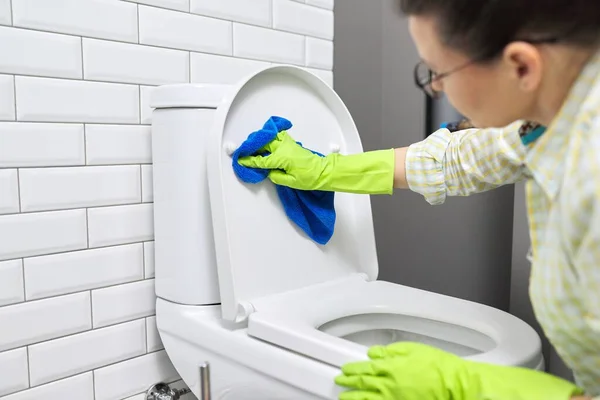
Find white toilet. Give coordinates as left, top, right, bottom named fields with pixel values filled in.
left=150, top=65, right=544, bottom=399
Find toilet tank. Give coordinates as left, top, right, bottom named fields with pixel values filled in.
left=150, top=84, right=230, bottom=305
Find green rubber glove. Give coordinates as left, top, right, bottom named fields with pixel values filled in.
left=334, top=342, right=585, bottom=400
left=237, top=130, right=395, bottom=195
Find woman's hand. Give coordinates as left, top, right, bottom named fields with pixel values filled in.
left=335, top=342, right=584, bottom=400
left=238, top=131, right=396, bottom=195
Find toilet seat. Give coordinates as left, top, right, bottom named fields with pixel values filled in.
left=201, top=64, right=542, bottom=375
left=247, top=274, right=543, bottom=370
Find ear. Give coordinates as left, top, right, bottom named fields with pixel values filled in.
left=502, top=42, right=543, bottom=92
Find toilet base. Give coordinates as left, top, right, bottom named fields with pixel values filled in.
left=156, top=299, right=344, bottom=400
left=161, top=331, right=324, bottom=400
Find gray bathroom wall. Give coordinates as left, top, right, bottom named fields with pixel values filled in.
left=334, top=0, right=574, bottom=380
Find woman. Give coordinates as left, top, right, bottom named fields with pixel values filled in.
left=239, top=0, right=600, bottom=398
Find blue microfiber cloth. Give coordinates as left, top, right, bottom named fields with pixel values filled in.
left=232, top=116, right=336, bottom=245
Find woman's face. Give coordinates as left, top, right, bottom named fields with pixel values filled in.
left=408, top=15, right=541, bottom=128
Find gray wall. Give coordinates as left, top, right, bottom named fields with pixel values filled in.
left=333, top=0, right=573, bottom=380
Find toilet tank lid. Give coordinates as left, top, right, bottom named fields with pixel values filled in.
left=150, top=83, right=232, bottom=109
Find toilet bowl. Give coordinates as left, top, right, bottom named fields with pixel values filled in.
left=149, top=65, right=544, bottom=399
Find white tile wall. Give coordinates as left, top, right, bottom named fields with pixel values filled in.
left=0, top=259, right=24, bottom=306
left=0, top=75, right=15, bottom=121
left=0, top=0, right=333, bottom=397
left=86, top=125, right=152, bottom=165
left=190, top=0, right=271, bottom=27
left=0, top=123, right=85, bottom=167
left=0, top=27, right=82, bottom=79
left=15, top=77, right=140, bottom=124
left=0, top=0, right=11, bottom=25
left=0, top=348, right=29, bottom=397
left=0, top=373, right=94, bottom=400
left=19, top=166, right=141, bottom=212
left=0, top=169, right=19, bottom=214
left=83, top=38, right=189, bottom=85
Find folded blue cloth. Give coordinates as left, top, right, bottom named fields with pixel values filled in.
left=232, top=116, right=336, bottom=245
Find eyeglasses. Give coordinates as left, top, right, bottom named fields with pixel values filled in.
left=414, top=58, right=476, bottom=99
left=414, top=36, right=562, bottom=99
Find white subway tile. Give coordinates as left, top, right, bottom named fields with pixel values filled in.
left=125, top=0, right=189, bottom=12
left=141, top=165, right=153, bottom=203
left=91, top=279, right=155, bottom=328
left=0, top=291, right=91, bottom=352
left=0, top=169, right=19, bottom=215
left=0, top=259, right=23, bottom=307
left=0, top=0, right=11, bottom=25
left=306, top=0, right=334, bottom=9
left=190, top=52, right=269, bottom=84
left=145, top=316, right=163, bottom=352
left=0, top=348, right=28, bottom=397
left=305, top=67, right=333, bottom=87
left=0, top=74, right=14, bottom=121
left=19, top=166, right=141, bottom=212
left=0, top=26, right=82, bottom=78
left=139, top=5, right=232, bottom=55
left=233, top=23, right=304, bottom=65
left=0, top=209, right=87, bottom=261
left=88, top=204, right=154, bottom=248
left=94, top=350, right=179, bottom=400
left=0, top=123, right=84, bottom=167
left=12, top=0, right=138, bottom=42
left=306, top=37, right=333, bottom=69
left=29, top=320, right=146, bottom=386
left=24, top=244, right=144, bottom=300
left=86, top=125, right=151, bottom=165
left=144, top=241, right=155, bottom=278
left=191, top=0, right=270, bottom=27
left=16, top=77, right=139, bottom=124
left=0, top=373, right=93, bottom=400
left=83, top=38, right=189, bottom=86
left=273, top=0, right=333, bottom=40
left=140, top=86, right=154, bottom=125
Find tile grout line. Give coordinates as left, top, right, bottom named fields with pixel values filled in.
left=83, top=124, right=87, bottom=165
left=21, top=258, right=25, bottom=302
left=144, top=316, right=149, bottom=353
left=80, top=37, right=84, bottom=79
left=137, top=4, right=140, bottom=44
left=92, top=368, right=96, bottom=400
left=89, top=289, right=94, bottom=332
left=16, top=167, right=22, bottom=212
left=138, top=85, right=142, bottom=125
left=12, top=74, right=16, bottom=120
left=26, top=346, right=31, bottom=388
left=139, top=164, right=143, bottom=203
left=142, top=242, right=147, bottom=279
left=85, top=208, right=90, bottom=249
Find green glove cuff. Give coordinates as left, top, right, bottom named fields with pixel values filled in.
left=467, top=361, right=585, bottom=400
left=321, top=149, right=396, bottom=195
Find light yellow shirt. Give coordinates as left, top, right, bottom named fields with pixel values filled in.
left=405, top=48, right=600, bottom=396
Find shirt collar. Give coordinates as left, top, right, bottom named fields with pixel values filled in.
left=525, top=47, right=600, bottom=200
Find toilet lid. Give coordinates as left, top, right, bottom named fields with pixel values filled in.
left=206, top=65, right=379, bottom=322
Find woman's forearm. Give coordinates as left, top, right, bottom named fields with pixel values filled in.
left=393, top=147, right=409, bottom=189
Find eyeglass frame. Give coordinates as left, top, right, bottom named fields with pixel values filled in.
left=413, top=36, right=562, bottom=99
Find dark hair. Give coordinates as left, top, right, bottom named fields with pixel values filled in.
left=398, top=0, right=600, bottom=61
